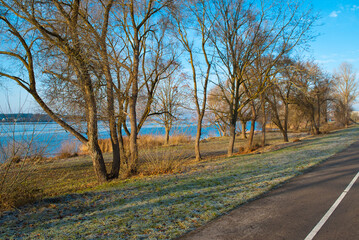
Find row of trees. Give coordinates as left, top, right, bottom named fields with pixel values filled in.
left=0, top=0, right=355, bottom=183
left=207, top=60, right=358, bottom=147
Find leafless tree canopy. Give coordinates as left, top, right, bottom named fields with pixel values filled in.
left=332, top=62, right=359, bottom=127
left=4, top=0, right=354, bottom=182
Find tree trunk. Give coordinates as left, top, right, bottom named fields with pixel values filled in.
left=128, top=95, right=138, bottom=174
left=283, top=103, right=289, bottom=142
left=261, top=95, right=266, bottom=147
left=117, top=121, right=127, bottom=167
left=247, top=103, right=257, bottom=149
left=240, top=120, right=247, bottom=139
left=248, top=119, right=256, bottom=149
left=227, top=93, right=239, bottom=157
left=97, top=1, right=119, bottom=179
left=345, top=105, right=349, bottom=128
left=84, top=80, right=108, bottom=183
left=165, top=125, right=170, bottom=145
left=261, top=121, right=266, bottom=146
left=272, top=118, right=289, bottom=143
left=279, top=125, right=289, bottom=142
left=227, top=113, right=237, bottom=157
left=227, top=121, right=236, bottom=157
left=323, top=101, right=328, bottom=123
left=117, top=81, right=128, bottom=169
left=312, top=119, right=320, bottom=135
left=109, top=129, right=121, bottom=178
left=316, top=97, right=321, bottom=131
left=87, top=139, right=108, bottom=183
left=195, top=116, right=203, bottom=161
left=102, top=50, right=120, bottom=179
left=218, top=123, right=227, bottom=137
left=128, top=35, right=140, bottom=174
left=214, top=124, right=224, bottom=137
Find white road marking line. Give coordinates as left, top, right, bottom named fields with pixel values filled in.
left=304, top=171, right=359, bottom=240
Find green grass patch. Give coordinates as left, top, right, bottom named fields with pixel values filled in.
left=1, top=127, right=359, bottom=239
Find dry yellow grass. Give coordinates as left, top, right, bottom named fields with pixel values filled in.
left=2, top=126, right=359, bottom=239
left=57, top=140, right=79, bottom=159
left=1, top=124, right=347, bottom=211
left=79, top=134, right=192, bottom=154
left=138, top=147, right=189, bottom=176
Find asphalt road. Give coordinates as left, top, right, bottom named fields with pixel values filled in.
left=180, top=141, right=359, bottom=240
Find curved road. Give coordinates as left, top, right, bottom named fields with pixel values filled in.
left=180, top=141, right=359, bottom=240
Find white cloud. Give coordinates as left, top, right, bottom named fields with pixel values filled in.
left=314, top=59, right=336, bottom=64
left=343, top=58, right=359, bottom=63
left=329, top=11, right=341, bottom=18
left=351, top=5, right=359, bottom=11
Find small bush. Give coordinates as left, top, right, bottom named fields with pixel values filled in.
left=0, top=158, right=42, bottom=211
left=168, top=134, right=192, bottom=145
left=138, top=148, right=189, bottom=176
left=238, top=147, right=245, bottom=153
left=320, top=122, right=342, bottom=134
left=98, top=139, right=113, bottom=153
left=0, top=141, right=42, bottom=163
left=79, top=134, right=192, bottom=155
left=57, top=141, right=79, bottom=159
left=240, top=143, right=261, bottom=154
left=249, top=143, right=261, bottom=152
left=138, top=135, right=164, bottom=148
left=0, top=181, right=40, bottom=211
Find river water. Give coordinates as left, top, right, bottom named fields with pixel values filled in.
left=0, top=121, right=259, bottom=158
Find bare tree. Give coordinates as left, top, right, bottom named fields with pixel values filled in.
left=211, top=0, right=316, bottom=156
left=265, top=57, right=296, bottom=142
left=207, top=86, right=230, bottom=137
left=207, top=84, right=251, bottom=139
left=0, top=0, right=111, bottom=183
left=242, top=56, right=276, bottom=148
left=153, top=70, right=187, bottom=145
left=291, top=61, right=331, bottom=134
left=333, top=62, right=358, bottom=127
left=170, top=0, right=214, bottom=161
left=111, top=0, right=174, bottom=174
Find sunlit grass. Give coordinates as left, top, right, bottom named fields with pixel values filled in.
left=1, top=126, right=358, bottom=239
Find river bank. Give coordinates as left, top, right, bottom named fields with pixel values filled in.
left=1, top=126, right=357, bottom=239
left=0, top=121, right=262, bottom=157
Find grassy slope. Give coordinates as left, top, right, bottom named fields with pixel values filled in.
left=1, top=126, right=359, bottom=239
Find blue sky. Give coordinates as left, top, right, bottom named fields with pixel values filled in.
left=309, top=0, right=359, bottom=72
left=309, top=0, right=359, bottom=110
left=1, top=0, right=359, bottom=112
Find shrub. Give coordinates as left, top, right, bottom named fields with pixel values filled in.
left=137, top=148, right=189, bottom=176
left=168, top=134, right=192, bottom=145
left=238, top=147, right=245, bottom=153
left=239, top=143, right=261, bottom=154
left=320, top=122, right=342, bottom=134
left=98, top=139, right=113, bottom=153
left=0, top=179, right=40, bottom=211
left=79, top=134, right=192, bottom=154
left=138, top=135, right=164, bottom=148
left=0, top=152, right=43, bottom=211
left=57, top=140, right=79, bottom=159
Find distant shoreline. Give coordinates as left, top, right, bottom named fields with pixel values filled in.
left=0, top=113, right=54, bottom=123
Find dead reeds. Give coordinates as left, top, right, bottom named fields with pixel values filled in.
left=79, top=134, right=192, bottom=154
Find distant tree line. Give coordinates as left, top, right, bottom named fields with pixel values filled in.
left=0, top=0, right=357, bottom=183
left=0, top=114, right=54, bottom=122
left=207, top=60, right=358, bottom=145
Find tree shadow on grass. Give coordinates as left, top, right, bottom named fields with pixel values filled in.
left=0, top=165, right=301, bottom=239
left=1, top=128, right=359, bottom=239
